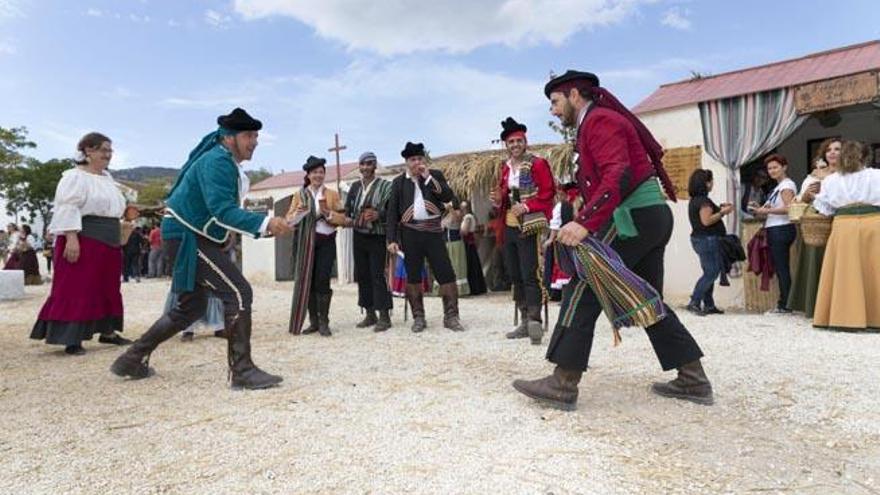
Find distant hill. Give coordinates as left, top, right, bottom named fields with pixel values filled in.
left=111, top=166, right=180, bottom=183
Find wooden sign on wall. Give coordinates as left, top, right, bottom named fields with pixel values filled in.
left=795, top=71, right=879, bottom=115
left=662, top=145, right=702, bottom=200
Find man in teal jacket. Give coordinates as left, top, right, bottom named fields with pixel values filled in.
left=111, top=108, right=292, bottom=390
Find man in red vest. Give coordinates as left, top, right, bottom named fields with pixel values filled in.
left=513, top=71, right=714, bottom=410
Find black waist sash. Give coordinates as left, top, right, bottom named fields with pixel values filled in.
left=80, top=215, right=121, bottom=247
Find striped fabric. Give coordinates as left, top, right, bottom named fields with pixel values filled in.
left=699, top=88, right=807, bottom=234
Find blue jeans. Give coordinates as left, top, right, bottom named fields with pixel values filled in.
left=765, top=224, right=797, bottom=310
left=690, top=235, right=722, bottom=309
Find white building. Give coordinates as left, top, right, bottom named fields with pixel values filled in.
left=632, top=40, right=880, bottom=305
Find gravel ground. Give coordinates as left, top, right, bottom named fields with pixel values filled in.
left=0, top=278, right=878, bottom=494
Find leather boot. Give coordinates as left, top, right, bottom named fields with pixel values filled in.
left=110, top=315, right=181, bottom=379
left=356, top=308, right=378, bottom=328
left=374, top=309, right=392, bottom=332
left=505, top=307, right=529, bottom=339
left=651, top=359, right=714, bottom=405
left=302, top=296, right=319, bottom=334
left=228, top=312, right=283, bottom=390
left=439, top=282, right=465, bottom=332
left=317, top=292, right=332, bottom=337
left=512, top=366, right=583, bottom=411
left=526, top=305, right=544, bottom=346
left=406, top=283, right=427, bottom=333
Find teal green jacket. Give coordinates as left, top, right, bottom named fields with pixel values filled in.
left=165, top=144, right=265, bottom=243
left=163, top=142, right=265, bottom=292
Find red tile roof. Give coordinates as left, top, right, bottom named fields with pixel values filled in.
left=250, top=162, right=361, bottom=191
left=633, top=40, right=880, bottom=114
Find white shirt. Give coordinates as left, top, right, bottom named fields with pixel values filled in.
left=49, top=167, right=127, bottom=234
left=506, top=160, right=520, bottom=190
left=308, top=185, right=337, bottom=235
left=405, top=170, right=438, bottom=221
left=550, top=202, right=563, bottom=230
left=763, top=178, right=797, bottom=229
left=813, top=168, right=880, bottom=216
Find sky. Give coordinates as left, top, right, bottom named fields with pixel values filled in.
left=1, top=0, right=878, bottom=175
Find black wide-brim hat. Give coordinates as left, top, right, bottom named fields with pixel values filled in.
left=544, top=70, right=600, bottom=98
left=401, top=142, right=426, bottom=159
left=217, top=107, right=262, bottom=131
left=303, top=155, right=327, bottom=172
left=500, top=117, right=527, bottom=141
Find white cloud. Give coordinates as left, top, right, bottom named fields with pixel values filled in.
left=234, top=0, right=647, bottom=55
left=661, top=7, right=691, bottom=30
left=0, top=0, right=23, bottom=19
left=86, top=8, right=102, bottom=17
left=160, top=95, right=257, bottom=109
left=104, top=86, right=137, bottom=99
left=258, top=59, right=553, bottom=164
left=205, top=9, right=232, bottom=29
left=0, top=40, right=15, bottom=55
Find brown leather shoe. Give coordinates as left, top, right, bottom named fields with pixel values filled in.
left=356, top=309, right=378, bottom=328
left=506, top=307, right=529, bottom=339
left=512, top=366, right=582, bottom=411
left=406, top=283, right=427, bottom=333
left=439, top=282, right=465, bottom=332
left=651, top=359, right=714, bottom=405
left=374, top=309, right=392, bottom=332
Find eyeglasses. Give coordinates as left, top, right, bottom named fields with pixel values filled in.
left=361, top=160, right=377, bottom=165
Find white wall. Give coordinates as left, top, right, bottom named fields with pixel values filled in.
left=638, top=104, right=734, bottom=299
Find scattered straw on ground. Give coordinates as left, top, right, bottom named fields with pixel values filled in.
left=1, top=279, right=878, bottom=494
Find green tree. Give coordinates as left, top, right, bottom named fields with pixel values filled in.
left=0, top=126, right=35, bottom=167
left=1, top=157, right=72, bottom=227
left=137, top=179, right=170, bottom=206
left=245, top=167, right=273, bottom=185
left=22, top=158, right=76, bottom=225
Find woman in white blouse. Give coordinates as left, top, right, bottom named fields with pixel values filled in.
left=30, top=132, right=131, bottom=355
left=752, top=154, right=797, bottom=314
left=812, top=141, right=880, bottom=332
left=788, top=138, right=840, bottom=317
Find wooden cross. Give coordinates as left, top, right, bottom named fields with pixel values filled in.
left=327, top=133, right=347, bottom=190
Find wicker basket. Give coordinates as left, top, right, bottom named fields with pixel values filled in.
left=788, top=202, right=808, bottom=223
left=801, top=211, right=832, bottom=247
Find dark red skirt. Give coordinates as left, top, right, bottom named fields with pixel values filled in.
left=30, top=235, right=124, bottom=346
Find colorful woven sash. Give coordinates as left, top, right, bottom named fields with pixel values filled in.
left=557, top=236, right=667, bottom=345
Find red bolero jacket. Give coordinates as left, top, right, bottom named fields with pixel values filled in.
left=495, top=155, right=556, bottom=219
left=574, top=106, right=662, bottom=233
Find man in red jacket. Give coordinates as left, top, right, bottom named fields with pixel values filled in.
left=512, top=70, right=714, bottom=409
left=489, top=117, right=555, bottom=345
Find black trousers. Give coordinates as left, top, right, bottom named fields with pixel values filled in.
left=164, top=238, right=253, bottom=329
left=546, top=205, right=704, bottom=372
left=311, top=234, right=336, bottom=296
left=502, top=226, right=542, bottom=310
left=400, top=228, right=455, bottom=285
left=354, top=231, right=392, bottom=310
left=765, top=224, right=796, bottom=310
left=123, top=251, right=140, bottom=281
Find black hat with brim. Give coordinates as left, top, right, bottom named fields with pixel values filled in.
left=544, top=70, right=600, bottom=99
left=303, top=155, right=327, bottom=172
left=500, top=117, right=528, bottom=141
left=217, top=107, right=262, bottom=131
left=401, top=142, right=426, bottom=159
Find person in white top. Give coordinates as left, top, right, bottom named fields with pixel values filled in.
left=752, top=153, right=797, bottom=313
left=30, top=132, right=131, bottom=355
left=812, top=141, right=880, bottom=331
left=788, top=138, right=840, bottom=318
